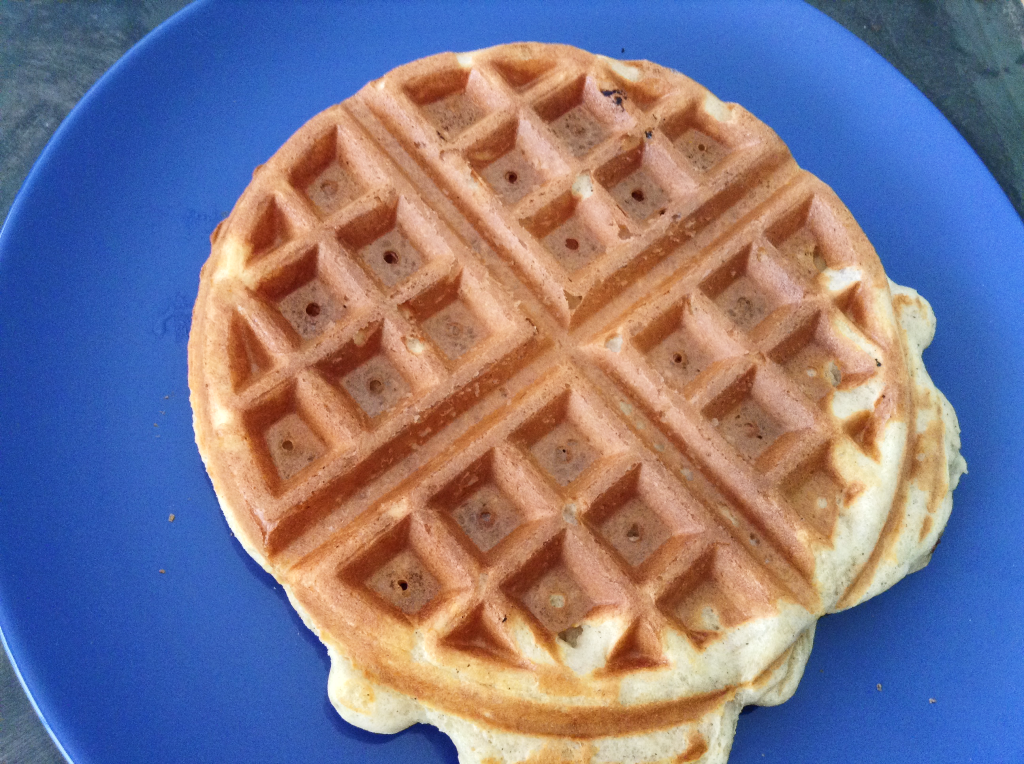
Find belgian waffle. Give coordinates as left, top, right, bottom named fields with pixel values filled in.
left=188, top=43, right=965, bottom=763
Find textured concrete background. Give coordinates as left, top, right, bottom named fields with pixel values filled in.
left=807, top=0, right=1024, bottom=221
left=1, top=1, right=1022, bottom=762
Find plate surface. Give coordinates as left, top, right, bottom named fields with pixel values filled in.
left=1, top=1, right=1021, bottom=762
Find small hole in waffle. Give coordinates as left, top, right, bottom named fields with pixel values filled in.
left=658, top=103, right=733, bottom=175
left=676, top=129, right=728, bottom=173
left=421, top=300, right=485, bottom=360
left=634, top=298, right=744, bottom=393
left=531, top=424, right=597, bottom=487
left=434, top=451, right=529, bottom=555
left=503, top=529, right=612, bottom=637
left=341, top=516, right=463, bottom=621
left=551, top=106, right=607, bottom=157
left=360, top=233, right=422, bottom=285
left=288, top=127, right=364, bottom=217
left=465, top=116, right=554, bottom=205
left=315, top=322, right=427, bottom=426
left=765, top=195, right=859, bottom=278
left=544, top=221, right=603, bottom=271
left=586, top=466, right=688, bottom=570
left=340, top=197, right=439, bottom=289
left=513, top=389, right=619, bottom=491
left=521, top=190, right=607, bottom=271
left=598, top=496, right=672, bottom=568
left=767, top=311, right=877, bottom=404
left=261, top=409, right=326, bottom=484
left=306, top=168, right=359, bottom=217
left=365, top=548, right=441, bottom=616
left=403, top=271, right=491, bottom=362
left=340, top=355, right=411, bottom=419
left=596, top=140, right=673, bottom=223
left=243, top=376, right=341, bottom=489
left=520, top=564, right=594, bottom=634
left=701, top=245, right=800, bottom=334
left=533, top=74, right=623, bottom=158
left=255, top=244, right=351, bottom=341
left=704, top=370, right=789, bottom=463
left=450, top=480, right=522, bottom=553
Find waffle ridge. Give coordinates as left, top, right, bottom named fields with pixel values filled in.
left=190, top=43, right=963, bottom=763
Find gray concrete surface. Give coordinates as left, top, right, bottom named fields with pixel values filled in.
left=1, top=1, right=1022, bottom=763
left=805, top=0, right=1024, bottom=220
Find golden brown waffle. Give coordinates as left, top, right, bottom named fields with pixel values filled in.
left=188, top=43, right=964, bottom=763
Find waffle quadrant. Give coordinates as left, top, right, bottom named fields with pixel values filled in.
left=188, top=44, right=965, bottom=764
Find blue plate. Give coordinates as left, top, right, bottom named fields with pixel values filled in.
left=2, top=1, right=1022, bottom=762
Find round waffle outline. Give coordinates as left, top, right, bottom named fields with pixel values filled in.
left=189, top=43, right=960, bottom=757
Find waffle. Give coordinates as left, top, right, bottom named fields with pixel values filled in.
left=188, top=43, right=965, bottom=764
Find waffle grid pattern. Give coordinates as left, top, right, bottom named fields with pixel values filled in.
left=330, top=364, right=787, bottom=661
left=203, top=47, right=894, bottom=666
left=362, top=49, right=794, bottom=330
